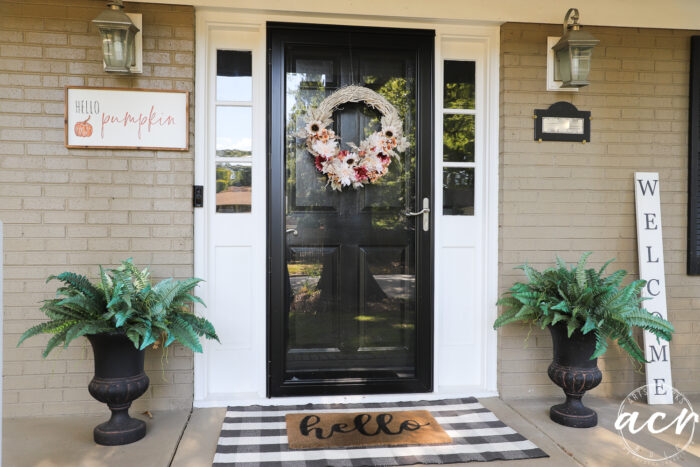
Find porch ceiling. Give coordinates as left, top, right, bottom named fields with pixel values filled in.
left=129, top=0, right=700, bottom=31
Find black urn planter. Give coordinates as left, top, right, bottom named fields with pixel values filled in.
left=547, top=323, right=603, bottom=428
left=87, top=333, right=150, bottom=445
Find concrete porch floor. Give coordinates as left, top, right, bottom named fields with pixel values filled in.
left=3, top=396, right=699, bottom=466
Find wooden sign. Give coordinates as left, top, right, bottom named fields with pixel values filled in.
left=634, top=172, right=673, bottom=404
left=65, top=87, right=188, bottom=150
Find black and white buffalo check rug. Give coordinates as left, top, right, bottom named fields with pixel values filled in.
left=212, top=397, right=548, bottom=466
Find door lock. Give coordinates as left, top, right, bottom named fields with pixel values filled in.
left=405, top=197, right=430, bottom=231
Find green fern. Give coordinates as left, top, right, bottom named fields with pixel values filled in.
left=494, top=252, right=674, bottom=363
left=19, top=259, right=219, bottom=357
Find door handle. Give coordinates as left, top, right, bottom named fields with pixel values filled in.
left=285, top=228, right=298, bottom=236
left=405, top=197, right=430, bottom=232
left=405, top=208, right=430, bottom=217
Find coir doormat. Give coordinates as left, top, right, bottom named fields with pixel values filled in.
left=213, top=397, right=548, bottom=466
left=285, top=409, right=452, bottom=449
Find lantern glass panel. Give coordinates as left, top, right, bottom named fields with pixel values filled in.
left=99, top=26, right=135, bottom=71
left=555, top=47, right=571, bottom=83
left=570, top=46, right=592, bottom=82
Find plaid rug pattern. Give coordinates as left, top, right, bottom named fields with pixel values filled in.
left=213, top=397, right=548, bottom=466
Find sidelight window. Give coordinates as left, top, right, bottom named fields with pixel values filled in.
left=215, top=50, right=253, bottom=213
left=442, top=60, right=475, bottom=216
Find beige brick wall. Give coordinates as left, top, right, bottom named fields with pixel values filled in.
left=499, top=23, right=700, bottom=399
left=0, top=1, right=196, bottom=417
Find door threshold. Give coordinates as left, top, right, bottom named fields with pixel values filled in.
left=193, top=389, right=499, bottom=408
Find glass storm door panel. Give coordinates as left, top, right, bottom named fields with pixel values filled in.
left=268, top=24, right=434, bottom=396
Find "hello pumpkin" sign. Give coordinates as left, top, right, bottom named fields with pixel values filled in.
left=65, top=87, right=188, bottom=150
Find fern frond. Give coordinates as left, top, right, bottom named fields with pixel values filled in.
left=168, top=315, right=203, bottom=353
left=49, top=272, right=105, bottom=307
left=177, top=312, right=220, bottom=342
left=18, top=320, right=68, bottom=347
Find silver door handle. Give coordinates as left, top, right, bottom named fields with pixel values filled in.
left=405, top=208, right=430, bottom=217
left=285, top=228, right=298, bottom=236
left=405, top=198, right=430, bottom=231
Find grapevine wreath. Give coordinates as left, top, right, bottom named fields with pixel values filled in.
left=299, top=85, right=409, bottom=191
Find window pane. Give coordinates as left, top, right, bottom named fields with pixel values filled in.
left=217, top=50, right=252, bottom=101
left=216, top=106, right=252, bottom=157
left=216, top=163, right=251, bottom=213
left=443, top=114, right=474, bottom=162
left=444, top=60, right=475, bottom=109
left=443, top=167, right=474, bottom=216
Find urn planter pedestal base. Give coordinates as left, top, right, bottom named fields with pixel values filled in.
left=547, top=323, right=602, bottom=428
left=93, top=405, right=147, bottom=445
left=87, top=333, right=150, bottom=446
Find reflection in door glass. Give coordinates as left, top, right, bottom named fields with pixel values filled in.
left=443, top=114, right=474, bottom=163
left=283, top=51, right=419, bottom=382
left=216, top=107, right=252, bottom=157
left=215, top=163, right=251, bottom=213
left=443, top=167, right=474, bottom=215
left=443, top=60, right=475, bottom=109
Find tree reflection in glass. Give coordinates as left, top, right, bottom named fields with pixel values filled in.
left=282, top=52, right=419, bottom=381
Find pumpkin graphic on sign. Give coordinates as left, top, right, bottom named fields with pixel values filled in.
left=74, top=115, right=93, bottom=138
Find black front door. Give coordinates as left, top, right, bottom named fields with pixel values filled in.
left=268, top=23, right=434, bottom=396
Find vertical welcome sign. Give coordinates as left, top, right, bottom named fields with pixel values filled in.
left=634, top=172, right=673, bottom=404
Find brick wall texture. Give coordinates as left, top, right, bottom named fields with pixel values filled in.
left=0, top=0, right=195, bottom=417
left=499, top=23, right=700, bottom=398
left=1, top=5, right=699, bottom=416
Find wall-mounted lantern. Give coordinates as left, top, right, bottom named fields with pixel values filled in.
left=551, top=8, right=599, bottom=88
left=93, top=0, right=142, bottom=73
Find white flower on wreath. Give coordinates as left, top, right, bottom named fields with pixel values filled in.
left=311, top=139, right=338, bottom=158
left=363, top=132, right=385, bottom=155
left=361, top=155, right=384, bottom=174
left=382, top=125, right=400, bottom=140
left=336, top=162, right=355, bottom=187
left=395, top=135, right=409, bottom=152
left=305, top=120, right=325, bottom=136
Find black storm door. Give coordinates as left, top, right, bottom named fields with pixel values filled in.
left=268, top=23, right=434, bottom=396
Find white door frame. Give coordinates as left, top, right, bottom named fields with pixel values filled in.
left=193, top=8, right=500, bottom=407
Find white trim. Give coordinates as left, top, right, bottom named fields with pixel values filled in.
left=435, top=31, right=499, bottom=395
left=194, top=9, right=501, bottom=406
left=443, top=109, right=477, bottom=115
left=193, top=11, right=207, bottom=401
left=0, top=221, right=4, bottom=453
left=194, top=16, right=268, bottom=401
left=484, top=28, right=500, bottom=393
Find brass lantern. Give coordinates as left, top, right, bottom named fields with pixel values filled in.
left=552, top=8, right=599, bottom=87
left=93, top=0, right=139, bottom=73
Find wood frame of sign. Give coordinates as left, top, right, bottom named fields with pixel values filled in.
left=64, top=86, right=189, bottom=151
left=534, top=101, right=591, bottom=143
